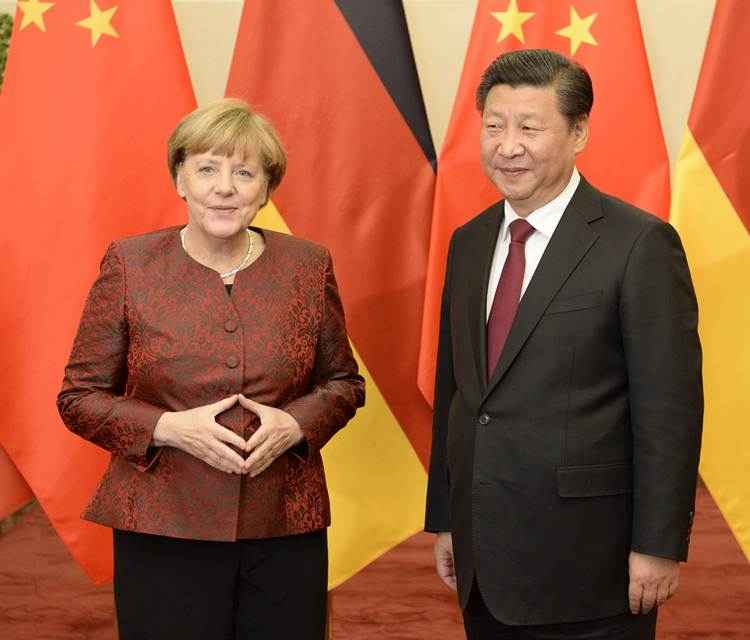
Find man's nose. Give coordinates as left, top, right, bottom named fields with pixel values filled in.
left=496, top=131, right=523, bottom=158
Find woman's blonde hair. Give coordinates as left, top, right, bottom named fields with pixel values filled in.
left=167, top=98, right=287, bottom=195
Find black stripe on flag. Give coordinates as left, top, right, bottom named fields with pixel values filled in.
left=334, top=0, right=436, bottom=168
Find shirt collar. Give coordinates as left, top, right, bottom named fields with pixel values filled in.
left=502, top=168, right=580, bottom=241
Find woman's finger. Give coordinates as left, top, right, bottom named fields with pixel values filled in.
left=212, top=424, right=248, bottom=451
left=245, top=424, right=268, bottom=453
left=209, top=394, right=239, bottom=416
left=238, top=394, right=267, bottom=416
left=204, top=441, right=246, bottom=473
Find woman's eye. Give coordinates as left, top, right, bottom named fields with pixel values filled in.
left=198, top=166, right=215, bottom=174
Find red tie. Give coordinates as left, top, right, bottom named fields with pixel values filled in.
left=487, top=219, right=535, bottom=380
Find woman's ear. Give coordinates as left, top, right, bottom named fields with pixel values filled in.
left=175, top=168, right=186, bottom=199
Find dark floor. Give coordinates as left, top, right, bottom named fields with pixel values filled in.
left=0, top=485, right=748, bottom=639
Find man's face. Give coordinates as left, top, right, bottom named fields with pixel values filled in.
left=479, top=83, right=588, bottom=216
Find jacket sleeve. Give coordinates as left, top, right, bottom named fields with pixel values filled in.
left=620, top=220, right=703, bottom=561
left=57, top=242, right=164, bottom=471
left=283, top=251, right=365, bottom=455
left=425, top=233, right=457, bottom=533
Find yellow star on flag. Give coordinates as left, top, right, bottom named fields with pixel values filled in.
left=491, top=0, right=535, bottom=44
left=76, top=1, right=119, bottom=47
left=556, top=6, right=598, bottom=55
left=18, top=0, right=55, bottom=32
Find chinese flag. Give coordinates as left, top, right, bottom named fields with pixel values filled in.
left=418, top=0, right=670, bottom=403
left=0, top=0, right=195, bottom=581
left=0, top=445, right=32, bottom=520
left=671, top=0, right=750, bottom=560
left=226, top=1, right=436, bottom=586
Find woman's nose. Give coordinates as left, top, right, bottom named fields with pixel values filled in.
left=214, top=168, right=235, bottom=194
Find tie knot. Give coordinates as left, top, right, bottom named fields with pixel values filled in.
left=509, top=219, right=535, bottom=244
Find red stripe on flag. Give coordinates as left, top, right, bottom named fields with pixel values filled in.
left=688, top=0, right=750, bottom=233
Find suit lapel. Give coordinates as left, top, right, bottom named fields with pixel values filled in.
left=467, top=203, right=503, bottom=393
left=482, top=179, right=603, bottom=402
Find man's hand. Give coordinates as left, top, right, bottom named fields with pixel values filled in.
left=628, top=551, right=680, bottom=614
left=434, top=532, right=457, bottom=591
left=152, top=395, right=247, bottom=474
left=239, top=395, right=304, bottom=477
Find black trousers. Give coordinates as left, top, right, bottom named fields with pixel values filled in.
left=113, top=528, right=327, bottom=640
left=463, top=580, right=657, bottom=640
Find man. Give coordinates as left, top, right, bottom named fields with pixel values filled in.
left=425, top=49, right=702, bottom=639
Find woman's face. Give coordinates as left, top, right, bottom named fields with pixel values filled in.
left=177, top=148, right=268, bottom=240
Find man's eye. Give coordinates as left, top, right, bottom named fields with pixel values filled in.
left=198, top=166, right=215, bottom=174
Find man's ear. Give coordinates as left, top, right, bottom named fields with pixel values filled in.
left=573, top=117, right=590, bottom=154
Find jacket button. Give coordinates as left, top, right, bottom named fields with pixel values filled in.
left=226, top=355, right=239, bottom=369
left=224, top=319, right=238, bottom=333
left=478, top=414, right=491, bottom=425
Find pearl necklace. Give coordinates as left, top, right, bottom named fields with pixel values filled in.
left=180, top=228, right=254, bottom=279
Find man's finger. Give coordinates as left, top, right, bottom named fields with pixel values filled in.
left=655, top=580, right=670, bottom=607
left=640, top=582, right=658, bottom=614
left=628, top=582, right=643, bottom=614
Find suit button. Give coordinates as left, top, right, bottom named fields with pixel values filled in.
left=478, top=414, right=491, bottom=425
left=224, top=319, right=238, bottom=333
left=226, top=355, right=239, bottom=369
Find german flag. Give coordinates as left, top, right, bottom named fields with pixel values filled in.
left=671, top=0, right=750, bottom=560
left=418, top=0, right=670, bottom=403
left=226, top=2, right=436, bottom=585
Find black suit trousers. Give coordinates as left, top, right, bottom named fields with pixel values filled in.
left=113, top=528, right=328, bottom=640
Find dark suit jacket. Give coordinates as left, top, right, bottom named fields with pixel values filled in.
left=58, top=226, right=364, bottom=541
left=425, top=177, right=703, bottom=625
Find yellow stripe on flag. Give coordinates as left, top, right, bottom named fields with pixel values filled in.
left=671, top=130, right=750, bottom=560
left=255, top=202, right=428, bottom=587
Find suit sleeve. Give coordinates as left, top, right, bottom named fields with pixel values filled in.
left=620, top=220, right=703, bottom=561
left=425, top=234, right=457, bottom=533
left=57, top=243, right=163, bottom=471
left=283, top=251, right=365, bottom=455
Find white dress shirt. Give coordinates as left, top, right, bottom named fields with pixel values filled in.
left=486, top=169, right=581, bottom=321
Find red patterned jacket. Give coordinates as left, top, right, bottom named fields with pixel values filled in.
left=57, top=226, right=365, bottom=540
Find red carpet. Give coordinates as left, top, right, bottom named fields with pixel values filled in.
left=1, top=485, right=747, bottom=639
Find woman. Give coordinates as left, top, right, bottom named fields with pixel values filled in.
left=57, top=98, right=365, bottom=639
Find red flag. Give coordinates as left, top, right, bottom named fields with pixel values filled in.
left=226, top=1, right=436, bottom=584
left=0, top=445, right=32, bottom=520
left=0, top=0, right=195, bottom=581
left=418, top=0, right=670, bottom=403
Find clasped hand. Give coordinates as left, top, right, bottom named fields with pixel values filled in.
left=152, top=394, right=303, bottom=476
